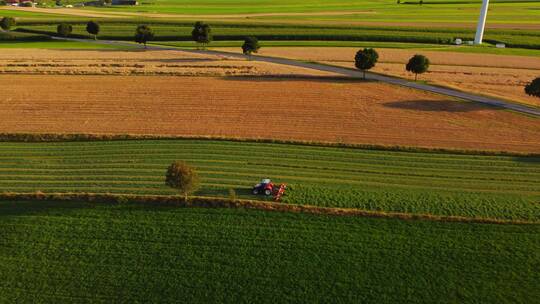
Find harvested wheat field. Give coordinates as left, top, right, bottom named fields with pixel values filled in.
left=234, top=47, right=540, bottom=107
left=1, top=75, right=539, bottom=153
left=0, top=49, right=334, bottom=77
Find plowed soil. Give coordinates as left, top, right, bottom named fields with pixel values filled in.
left=1, top=75, right=539, bottom=153
left=238, top=47, right=540, bottom=107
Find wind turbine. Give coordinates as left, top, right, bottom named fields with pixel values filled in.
left=474, top=0, right=490, bottom=44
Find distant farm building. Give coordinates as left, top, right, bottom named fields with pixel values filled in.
left=112, top=0, right=138, bottom=5
left=84, top=0, right=138, bottom=5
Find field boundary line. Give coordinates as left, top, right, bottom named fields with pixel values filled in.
left=1, top=192, right=537, bottom=225
left=1, top=132, right=538, bottom=157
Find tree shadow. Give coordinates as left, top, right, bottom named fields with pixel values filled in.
left=0, top=199, right=90, bottom=218
left=383, top=100, right=497, bottom=112
left=513, top=156, right=540, bottom=164
left=195, top=187, right=275, bottom=201
left=220, top=75, right=374, bottom=83
left=140, top=58, right=222, bottom=63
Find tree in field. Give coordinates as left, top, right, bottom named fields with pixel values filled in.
left=525, top=77, right=540, bottom=98
left=354, top=48, right=379, bottom=79
left=0, top=17, right=16, bottom=31
left=56, top=23, right=72, bottom=37
left=86, top=21, right=100, bottom=40
left=406, top=54, right=430, bottom=81
left=165, top=161, right=200, bottom=201
left=191, top=21, right=212, bottom=49
left=134, top=24, right=154, bottom=48
left=241, top=36, right=260, bottom=58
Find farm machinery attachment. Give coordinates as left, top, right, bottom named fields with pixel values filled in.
left=251, top=179, right=287, bottom=201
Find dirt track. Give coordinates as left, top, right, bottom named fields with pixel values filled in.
left=235, top=47, right=540, bottom=107
left=1, top=75, right=538, bottom=153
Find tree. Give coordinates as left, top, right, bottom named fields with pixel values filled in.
left=406, top=54, right=430, bottom=81
left=134, top=24, right=154, bottom=48
left=525, top=77, right=540, bottom=98
left=354, top=48, right=379, bottom=79
left=191, top=21, right=212, bottom=49
left=56, top=23, right=72, bottom=37
left=0, top=17, right=16, bottom=31
left=241, top=36, right=260, bottom=58
left=86, top=21, right=100, bottom=40
left=165, top=161, right=199, bottom=200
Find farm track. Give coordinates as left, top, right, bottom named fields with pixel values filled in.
left=0, top=140, right=538, bottom=222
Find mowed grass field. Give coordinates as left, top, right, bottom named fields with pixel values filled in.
left=0, top=201, right=538, bottom=303
left=0, top=140, right=538, bottom=222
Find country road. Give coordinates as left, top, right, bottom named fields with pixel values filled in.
left=53, top=37, right=540, bottom=117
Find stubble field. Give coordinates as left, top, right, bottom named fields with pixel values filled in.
left=0, top=49, right=333, bottom=76
left=1, top=75, right=539, bottom=153
left=238, top=47, right=540, bottom=106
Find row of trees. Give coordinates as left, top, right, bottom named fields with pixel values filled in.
left=53, top=20, right=260, bottom=54
left=355, top=48, right=430, bottom=81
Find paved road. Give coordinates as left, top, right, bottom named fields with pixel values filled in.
left=53, top=37, right=540, bottom=117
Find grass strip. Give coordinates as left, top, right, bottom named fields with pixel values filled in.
left=0, top=192, right=536, bottom=225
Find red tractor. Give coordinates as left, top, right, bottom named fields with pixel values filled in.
left=251, top=178, right=287, bottom=201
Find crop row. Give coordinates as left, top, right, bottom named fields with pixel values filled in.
left=14, top=22, right=540, bottom=49
left=0, top=140, right=538, bottom=221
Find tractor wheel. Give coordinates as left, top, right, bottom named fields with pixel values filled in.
left=264, top=189, right=272, bottom=196
left=252, top=189, right=259, bottom=195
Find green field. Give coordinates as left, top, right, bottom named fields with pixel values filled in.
left=0, top=140, right=538, bottom=222
left=76, top=0, right=540, bottom=25
left=1, top=0, right=540, bottom=27
left=15, top=21, right=540, bottom=49
left=3, top=0, right=540, bottom=49
left=0, top=200, right=538, bottom=303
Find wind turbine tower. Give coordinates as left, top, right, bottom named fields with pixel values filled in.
left=474, top=0, right=490, bottom=44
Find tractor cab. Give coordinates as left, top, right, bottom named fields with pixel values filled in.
left=252, top=178, right=274, bottom=196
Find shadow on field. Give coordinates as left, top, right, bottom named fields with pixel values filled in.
left=513, top=156, right=540, bottom=164
left=383, top=100, right=494, bottom=112
left=196, top=187, right=256, bottom=198
left=0, top=199, right=89, bottom=218
left=140, top=58, right=222, bottom=63
left=221, top=75, right=374, bottom=83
